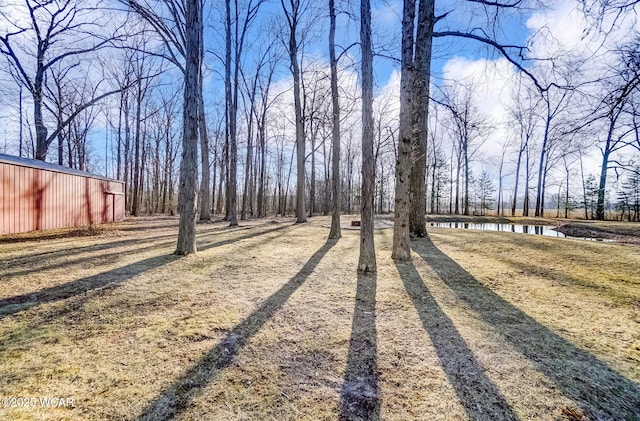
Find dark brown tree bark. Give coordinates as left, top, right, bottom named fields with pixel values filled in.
left=392, top=0, right=415, bottom=261
left=409, top=0, right=434, bottom=237
left=328, top=0, right=341, bottom=239
left=359, top=0, right=376, bottom=272
left=281, top=0, right=307, bottom=223
left=175, top=0, right=201, bottom=255
left=198, top=89, right=212, bottom=221
left=225, top=0, right=238, bottom=225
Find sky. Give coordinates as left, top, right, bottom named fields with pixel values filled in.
left=1, top=0, right=639, bottom=200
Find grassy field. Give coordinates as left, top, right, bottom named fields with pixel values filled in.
left=0, top=216, right=638, bottom=420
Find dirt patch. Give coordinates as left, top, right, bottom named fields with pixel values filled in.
left=556, top=223, right=640, bottom=244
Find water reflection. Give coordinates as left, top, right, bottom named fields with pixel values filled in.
left=430, top=222, right=565, bottom=238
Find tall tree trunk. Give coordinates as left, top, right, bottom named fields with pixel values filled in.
left=291, top=41, right=306, bottom=223
left=199, top=88, right=211, bottom=221
left=216, top=148, right=225, bottom=214
left=409, top=0, right=434, bottom=237
left=523, top=145, right=530, bottom=217
left=449, top=145, right=454, bottom=214
left=139, top=133, right=147, bottom=213
left=463, top=142, right=470, bottom=215
left=596, top=115, right=618, bottom=220
left=161, top=128, right=170, bottom=213
left=498, top=159, right=504, bottom=216
left=34, top=65, right=49, bottom=160
left=281, top=0, right=307, bottom=223
left=241, top=128, right=253, bottom=220
left=379, top=161, right=385, bottom=213
left=392, top=0, right=415, bottom=261
left=116, top=94, right=123, bottom=180
left=19, top=85, right=23, bottom=158
left=131, top=82, right=143, bottom=216
left=242, top=76, right=257, bottom=220
left=256, top=66, right=273, bottom=218
left=512, top=141, right=524, bottom=216
left=565, top=163, right=570, bottom=218
left=123, top=99, right=131, bottom=211
left=309, top=132, right=316, bottom=217
left=175, top=0, right=201, bottom=255
left=154, top=133, right=161, bottom=213
left=596, top=146, right=611, bottom=220
left=229, top=128, right=238, bottom=225
left=430, top=158, right=436, bottom=213
left=454, top=155, right=461, bottom=214
left=285, top=143, right=295, bottom=216
left=359, top=0, right=376, bottom=272
left=535, top=113, right=551, bottom=217
left=257, top=121, right=266, bottom=217
left=211, top=142, right=218, bottom=214
left=580, top=152, right=589, bottom=220
left=55, top=83, right=64, bottom=165
left=540, top=160, right=549, bottom=217
left=225, top=0, right=238, bottom=226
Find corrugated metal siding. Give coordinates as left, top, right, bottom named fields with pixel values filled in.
left=0, top=157, right=125, bottom=235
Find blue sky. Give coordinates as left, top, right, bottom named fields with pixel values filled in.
left=2, top=0, right=638, bottom=189
left=196, top=0, right=540, bottom=111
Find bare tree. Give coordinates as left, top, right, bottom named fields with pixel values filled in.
left=119, top=0, right=208, bottom=249
left=373, top=87, right=398, bottom=214
left=327, top=0, right=341, bottom=239
left=358, top=0, right=376, bottom=272
left=280, top=0, right=308, bottom=223
left=508, top=80, right=538, bottom=216
left=129, top=48, right=159, bottom=216
left=0, top=0, right=126, bottom=161
left=534, top=83, right=573, bottom=217
left=175, top=0, right=201, bottom=255
left=408, top=0, right=434, bottom=237
left=239, top=61, right=260, bottom=221
left=438, top=82, right=490, bottom=216
left=391, top=0, right=547, bottom=257
left=197, top=26, right=211, bottom=221
left=392, top=0, right=416, bottom=261
left=592, top=38, right=640, bottom=219
left=223, top=0, right=266, bottom=225
left=255, top=45, right=281, bottom=218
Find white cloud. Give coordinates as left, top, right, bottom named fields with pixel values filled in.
left=526, top=0, right=589, bottom=58
left=372, top=0, right=402, bottom=30
left=441, top=57, right=518, bottom=164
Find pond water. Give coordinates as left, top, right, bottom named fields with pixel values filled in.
left=428, top=222, right=566, bottom=238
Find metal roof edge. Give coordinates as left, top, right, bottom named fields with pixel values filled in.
left=0, top=153, right=123, bottom=183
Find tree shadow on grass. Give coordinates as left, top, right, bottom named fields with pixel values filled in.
left=339, top=273, right=379, bottom=421
left=1, top=233, right=177, bottom=269
left=412, top=236, right=640, bottom=420
left=136, top=239, right=337, bottom=420
left=395, top=259, right=519, bottom=420
left=0, top=253, right=181, bottom=321
left=1, top=235, right=178, bottom=281
left=0, top=224, right=296, bottom=321
left=1, top=220, right=273, bottom=269
left=197, top=223, right=292, bottom=251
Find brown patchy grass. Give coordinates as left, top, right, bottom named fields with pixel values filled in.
left=0, top=216, right=639, bottom=420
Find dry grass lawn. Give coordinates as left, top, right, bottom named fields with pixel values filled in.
left=0, top=216, right=638, bottom=420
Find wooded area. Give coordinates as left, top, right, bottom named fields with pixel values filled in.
left=1, top=0, right=639, bottom=261
left=1, top=2, right=640, bottom=419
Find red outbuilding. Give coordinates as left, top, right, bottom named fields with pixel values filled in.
left=0, top=153, right=125, bottom=235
